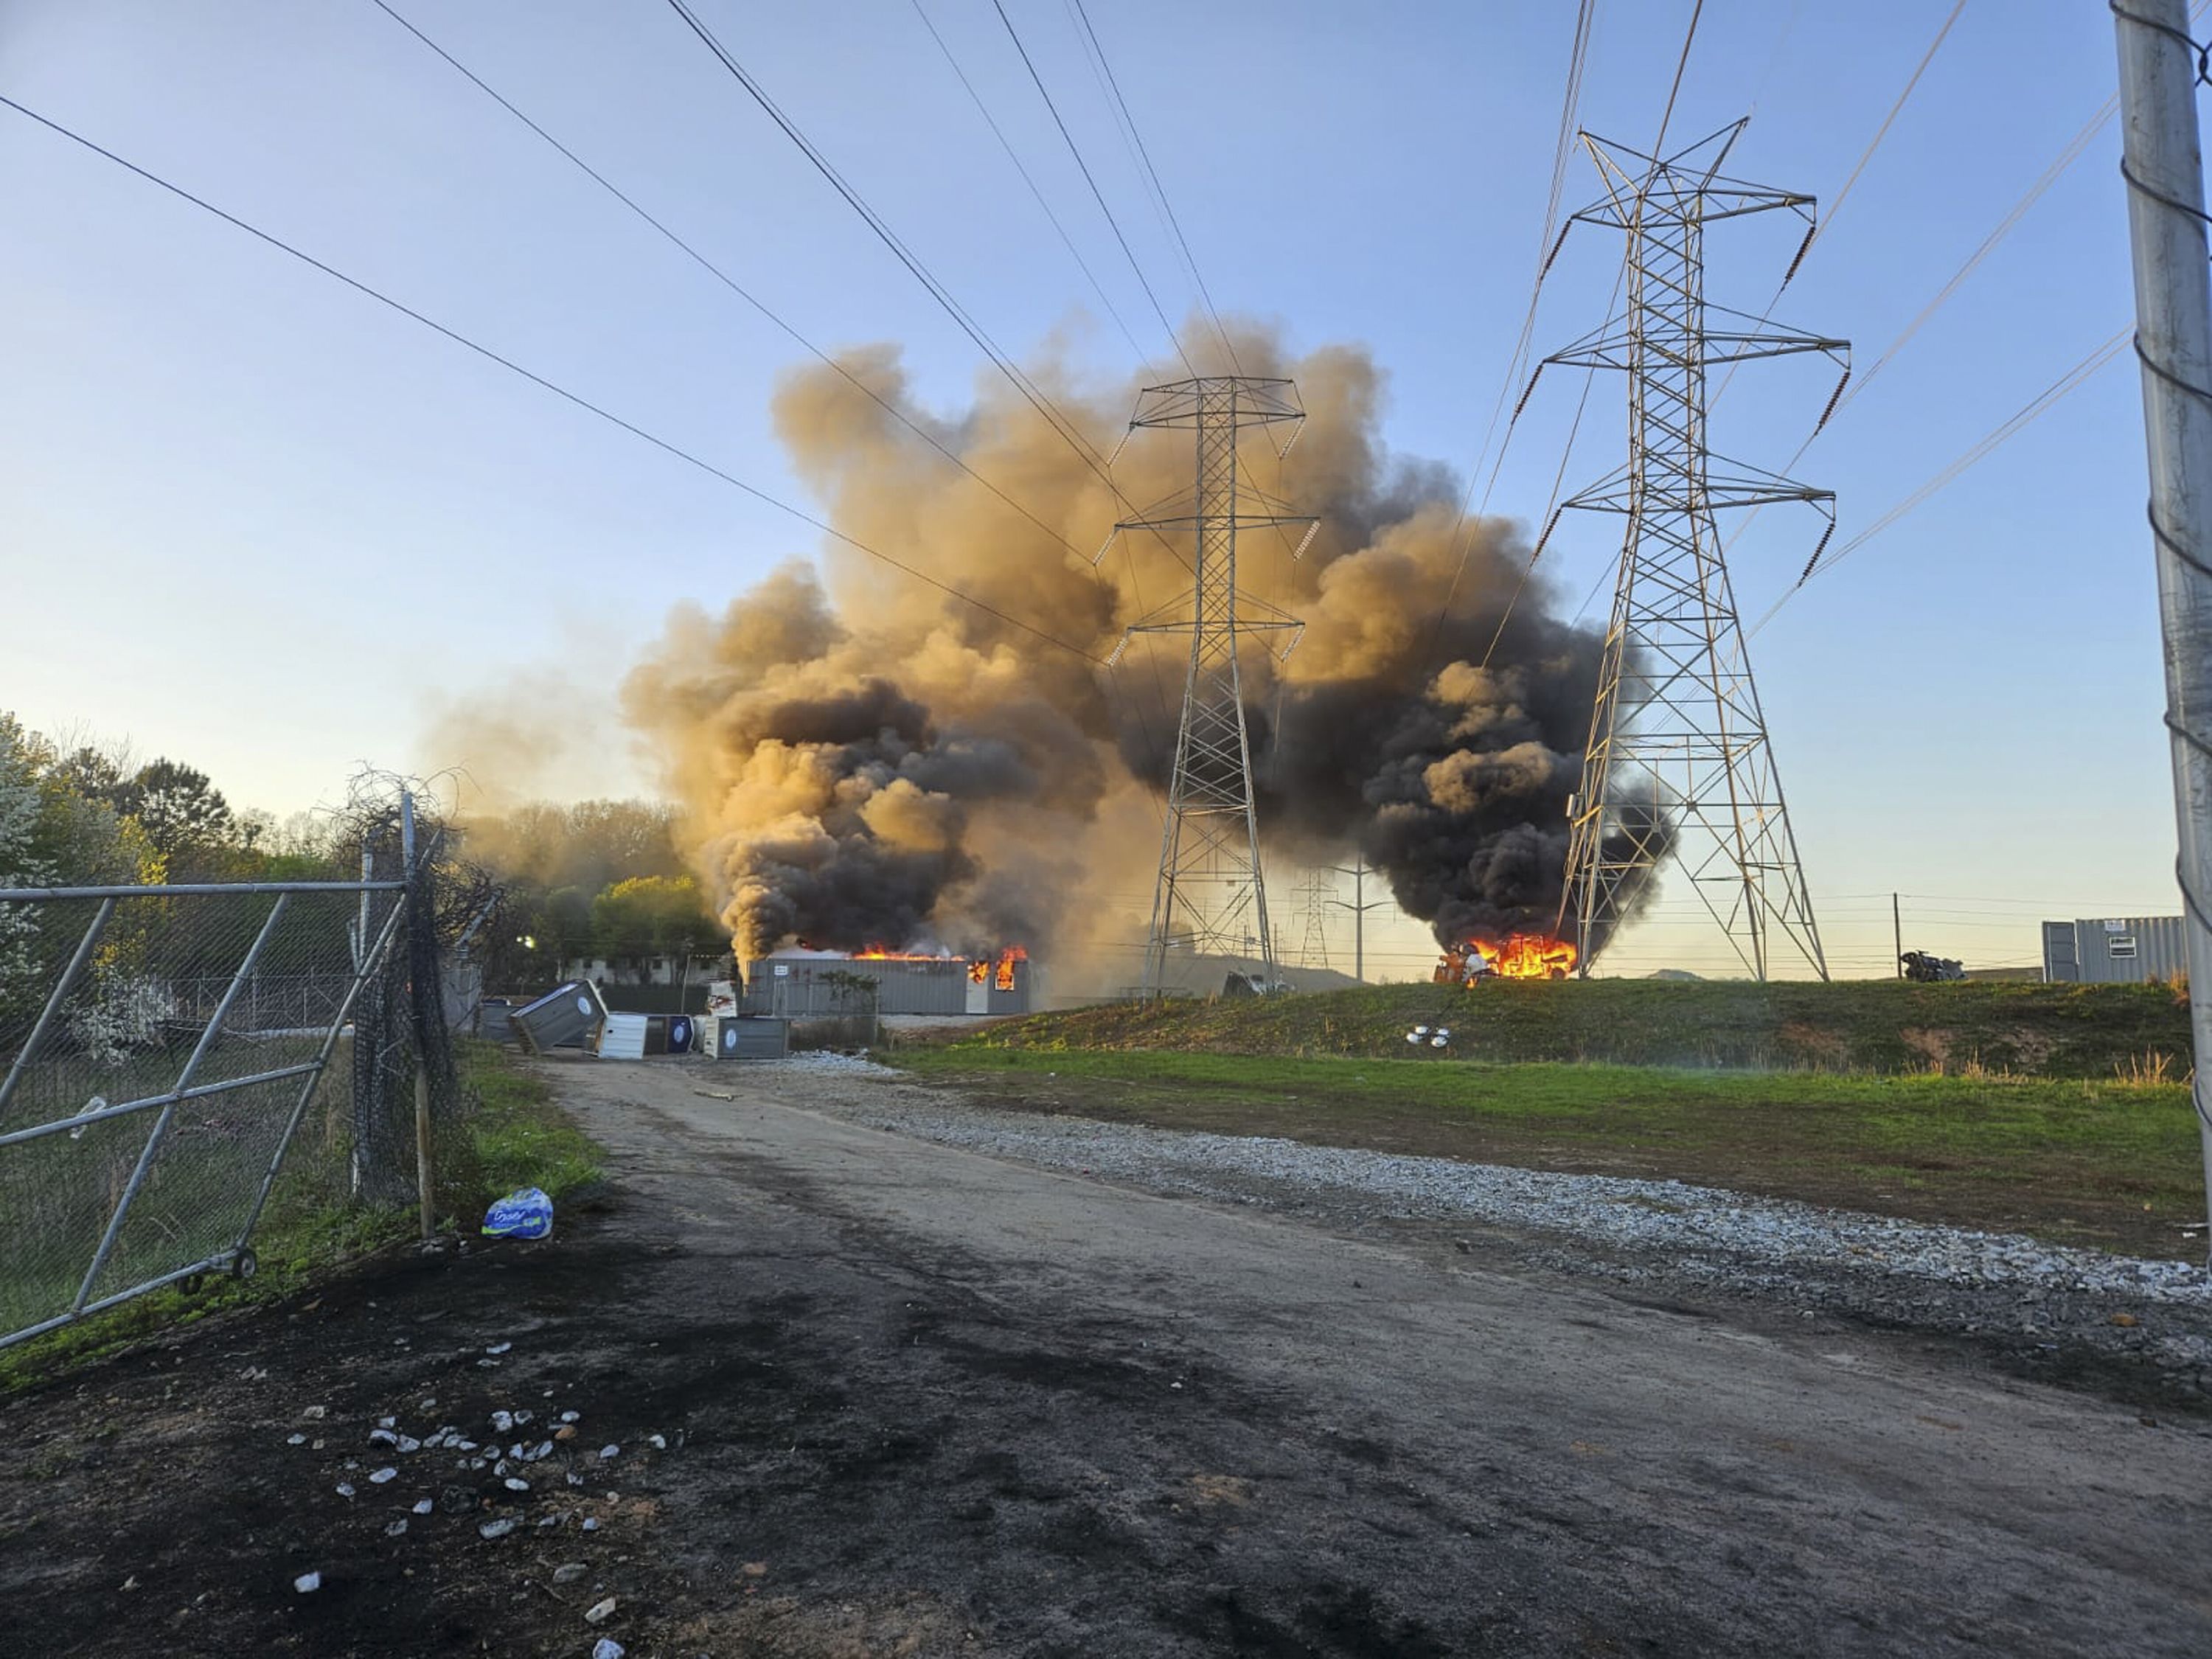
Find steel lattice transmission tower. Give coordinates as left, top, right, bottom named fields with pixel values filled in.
left=1292, top=872, right=1335, bottom=970
left=1543, top=122, right=1848, bottom=980
left=1100, top=377, right=1315, bottom=996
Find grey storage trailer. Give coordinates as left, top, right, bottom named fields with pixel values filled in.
left=743, top=956, right=1032, bottom=1016
left=2041, top=916, right=2187, bottom=984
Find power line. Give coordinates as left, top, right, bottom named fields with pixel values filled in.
left=905, top=0, right=1154, bottom=367
left=1750, top=325, right=2130, bottom=633
left=1648, top=0, right=1706, bottom=159
left=1065, top=0, right=1241, bottom=373
left=990, top=0, right=1197, bottom=375
left=0, top=92, right=1107, bottom=667
left=1416, top=0, right=1598, bottom=665
left=1715, top=0, right=2211, bottom=566
left=1434, top=0, right=1689, bottom=664
left=655, top=0, right=1198, bottom=798
left=658, top=0, right=1119, bottom=480
left=370, top=0, right=1099, bottom=570
left=1710, top=0, right=1967, bottom=409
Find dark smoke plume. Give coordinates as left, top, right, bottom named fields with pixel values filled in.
left=617, top=327, right=1664, bottom=965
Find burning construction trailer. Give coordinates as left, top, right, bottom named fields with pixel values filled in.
left=742, top=946, right=1033, bottom=1018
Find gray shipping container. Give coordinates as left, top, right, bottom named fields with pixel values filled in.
left=706, top=1015, right=790, bottom=1059
left=2041, top=916, right=2187, bottom=984
left=744, top=956, right=1027, bottom=1017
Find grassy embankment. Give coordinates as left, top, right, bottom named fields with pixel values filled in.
left=0, top=1039, right=599, bottom=1389
left=892, top=981, right=2209, bottom=1259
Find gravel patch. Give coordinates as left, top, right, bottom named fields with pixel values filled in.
left=793, top=1085, right=2208, bottom=1302
left=735, top=1057, right=2212, bottom=1405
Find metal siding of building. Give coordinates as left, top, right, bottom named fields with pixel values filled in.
left=706, top=1015, right=790, bottom=1058
left=985, top=960, right=1033, bottom=1015
left=742, top=958, right=974, bottom=1016
left=2069, top=916, right=2187, bottom=983
left=2042, top=922, right=2080, bottom=983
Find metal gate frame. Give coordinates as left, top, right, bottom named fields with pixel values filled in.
left=0, top=878, right=407, bottom=1351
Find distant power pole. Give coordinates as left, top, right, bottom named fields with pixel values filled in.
left=2112, top=0, right=2212, bottom=1257
left=1104, top=378, right=1315, bottom=998
left=1893, top=892, right=1904, bottom=979
left=1327, top=855, right=1388, bottom=984
left=1541, top=122, right=1848, bottom=981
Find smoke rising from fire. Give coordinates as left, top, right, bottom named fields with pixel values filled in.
left=618, top=327, right=1662, bottom=967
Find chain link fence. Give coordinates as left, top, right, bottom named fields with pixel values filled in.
left=0, top=803, right=479, bottom=1350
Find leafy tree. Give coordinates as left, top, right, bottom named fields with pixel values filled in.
left=0, top=713, right=162, bottom=1029
left=588, top=874, right=714, bottom=959
left=120, top=758, right=234, bottom=861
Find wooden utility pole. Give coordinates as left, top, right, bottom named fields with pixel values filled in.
left=1893, top=893, right=1903, bottom=978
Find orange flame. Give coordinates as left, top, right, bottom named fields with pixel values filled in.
left=1436, top=933, right=1577, bottom=983
left=851, top=945, right=962, bottom=961
left=967, top=948, right=1027, bottom=987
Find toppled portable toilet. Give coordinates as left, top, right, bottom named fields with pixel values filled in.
left=509, top=981, right=610, bottom=1055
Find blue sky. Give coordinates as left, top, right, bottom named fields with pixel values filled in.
left=0, top=1, right=2188, bottom=975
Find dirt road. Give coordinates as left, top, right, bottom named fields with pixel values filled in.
left=3, top=1057, right=2209, bottom=1656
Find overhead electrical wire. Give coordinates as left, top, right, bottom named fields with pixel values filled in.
left=989, top=0, right=1200, bottom=377
left=1708, top=0, right=1967, bottom=410
left=905, top=0, right=1155, bottom=368
left=1412, top=0, right=1598, bottom=668
left=0, top=92, right=1110, bottom=667
left=1717, top=0, right=2211, bottom=592
left=369, top=0, right=1102, bottom=571
left=1425, top=0, right=1684, bottom=667
left=1065, top=0, right=1242, bottom=375
left=658, top=0, right=1123, bottom=482
left=655, top=0, right=1202, bottom=796
left=1748, top=325, right=2131, bottom=635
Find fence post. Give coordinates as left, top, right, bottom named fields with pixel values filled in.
left=402, top=791, right=436, bottom=1241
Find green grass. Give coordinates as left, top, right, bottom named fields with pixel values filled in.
left=956, top=978, right=2198, bottom=1080
left=0, top=1040, right=601, bottom=1391
left=456, top=1038, right=602, bottom=1202
left=894, top=1043, right=2209, bottom=1259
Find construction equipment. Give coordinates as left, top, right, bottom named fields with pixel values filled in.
left=1899, top=950, right=1966, bottom=983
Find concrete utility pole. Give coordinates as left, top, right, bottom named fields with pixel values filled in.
left=2113, top=0, right=2212, bottom=1259
left=1327, top=855, right=1388, bottom=984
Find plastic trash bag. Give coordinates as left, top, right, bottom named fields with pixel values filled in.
left=481, top=1187, right=554, bottom=1240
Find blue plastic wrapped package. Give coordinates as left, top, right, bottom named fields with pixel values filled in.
left=481, top=1187, right=554, bottom=1240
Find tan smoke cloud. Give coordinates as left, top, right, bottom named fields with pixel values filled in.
left=602, top=321, right=1641, bottom=971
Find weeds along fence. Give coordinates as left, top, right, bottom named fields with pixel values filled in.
left=0, top=827, right=471, bottom=1352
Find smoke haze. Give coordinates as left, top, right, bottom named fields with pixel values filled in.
left=609, top=325, right=1658, bottom=968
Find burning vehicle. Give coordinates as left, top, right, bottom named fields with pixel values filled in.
left=1434, top=933, right=1578, bottom=985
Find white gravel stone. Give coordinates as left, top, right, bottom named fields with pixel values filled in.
left=820, top=1095, right=2212, bottom=1304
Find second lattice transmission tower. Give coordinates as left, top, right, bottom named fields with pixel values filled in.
left=1103, top=377, right=1313, bottom=995
left=1543, top=122, right=1848, bottom=980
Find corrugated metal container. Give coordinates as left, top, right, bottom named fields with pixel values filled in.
left=743, top=958, right=980, bottom=1017
left=2042, top=916, right=2186, bottom=984
left=2041, top=922, right=2079, bottom=983
left=596, top=1013, right=648, bottom=1060
left=706, top=1015, right=790, bottom=1058
left=509, top=981, right=608, bottom=1054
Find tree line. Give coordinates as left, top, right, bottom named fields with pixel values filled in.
left=0, top=713, right=725, bottom=996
